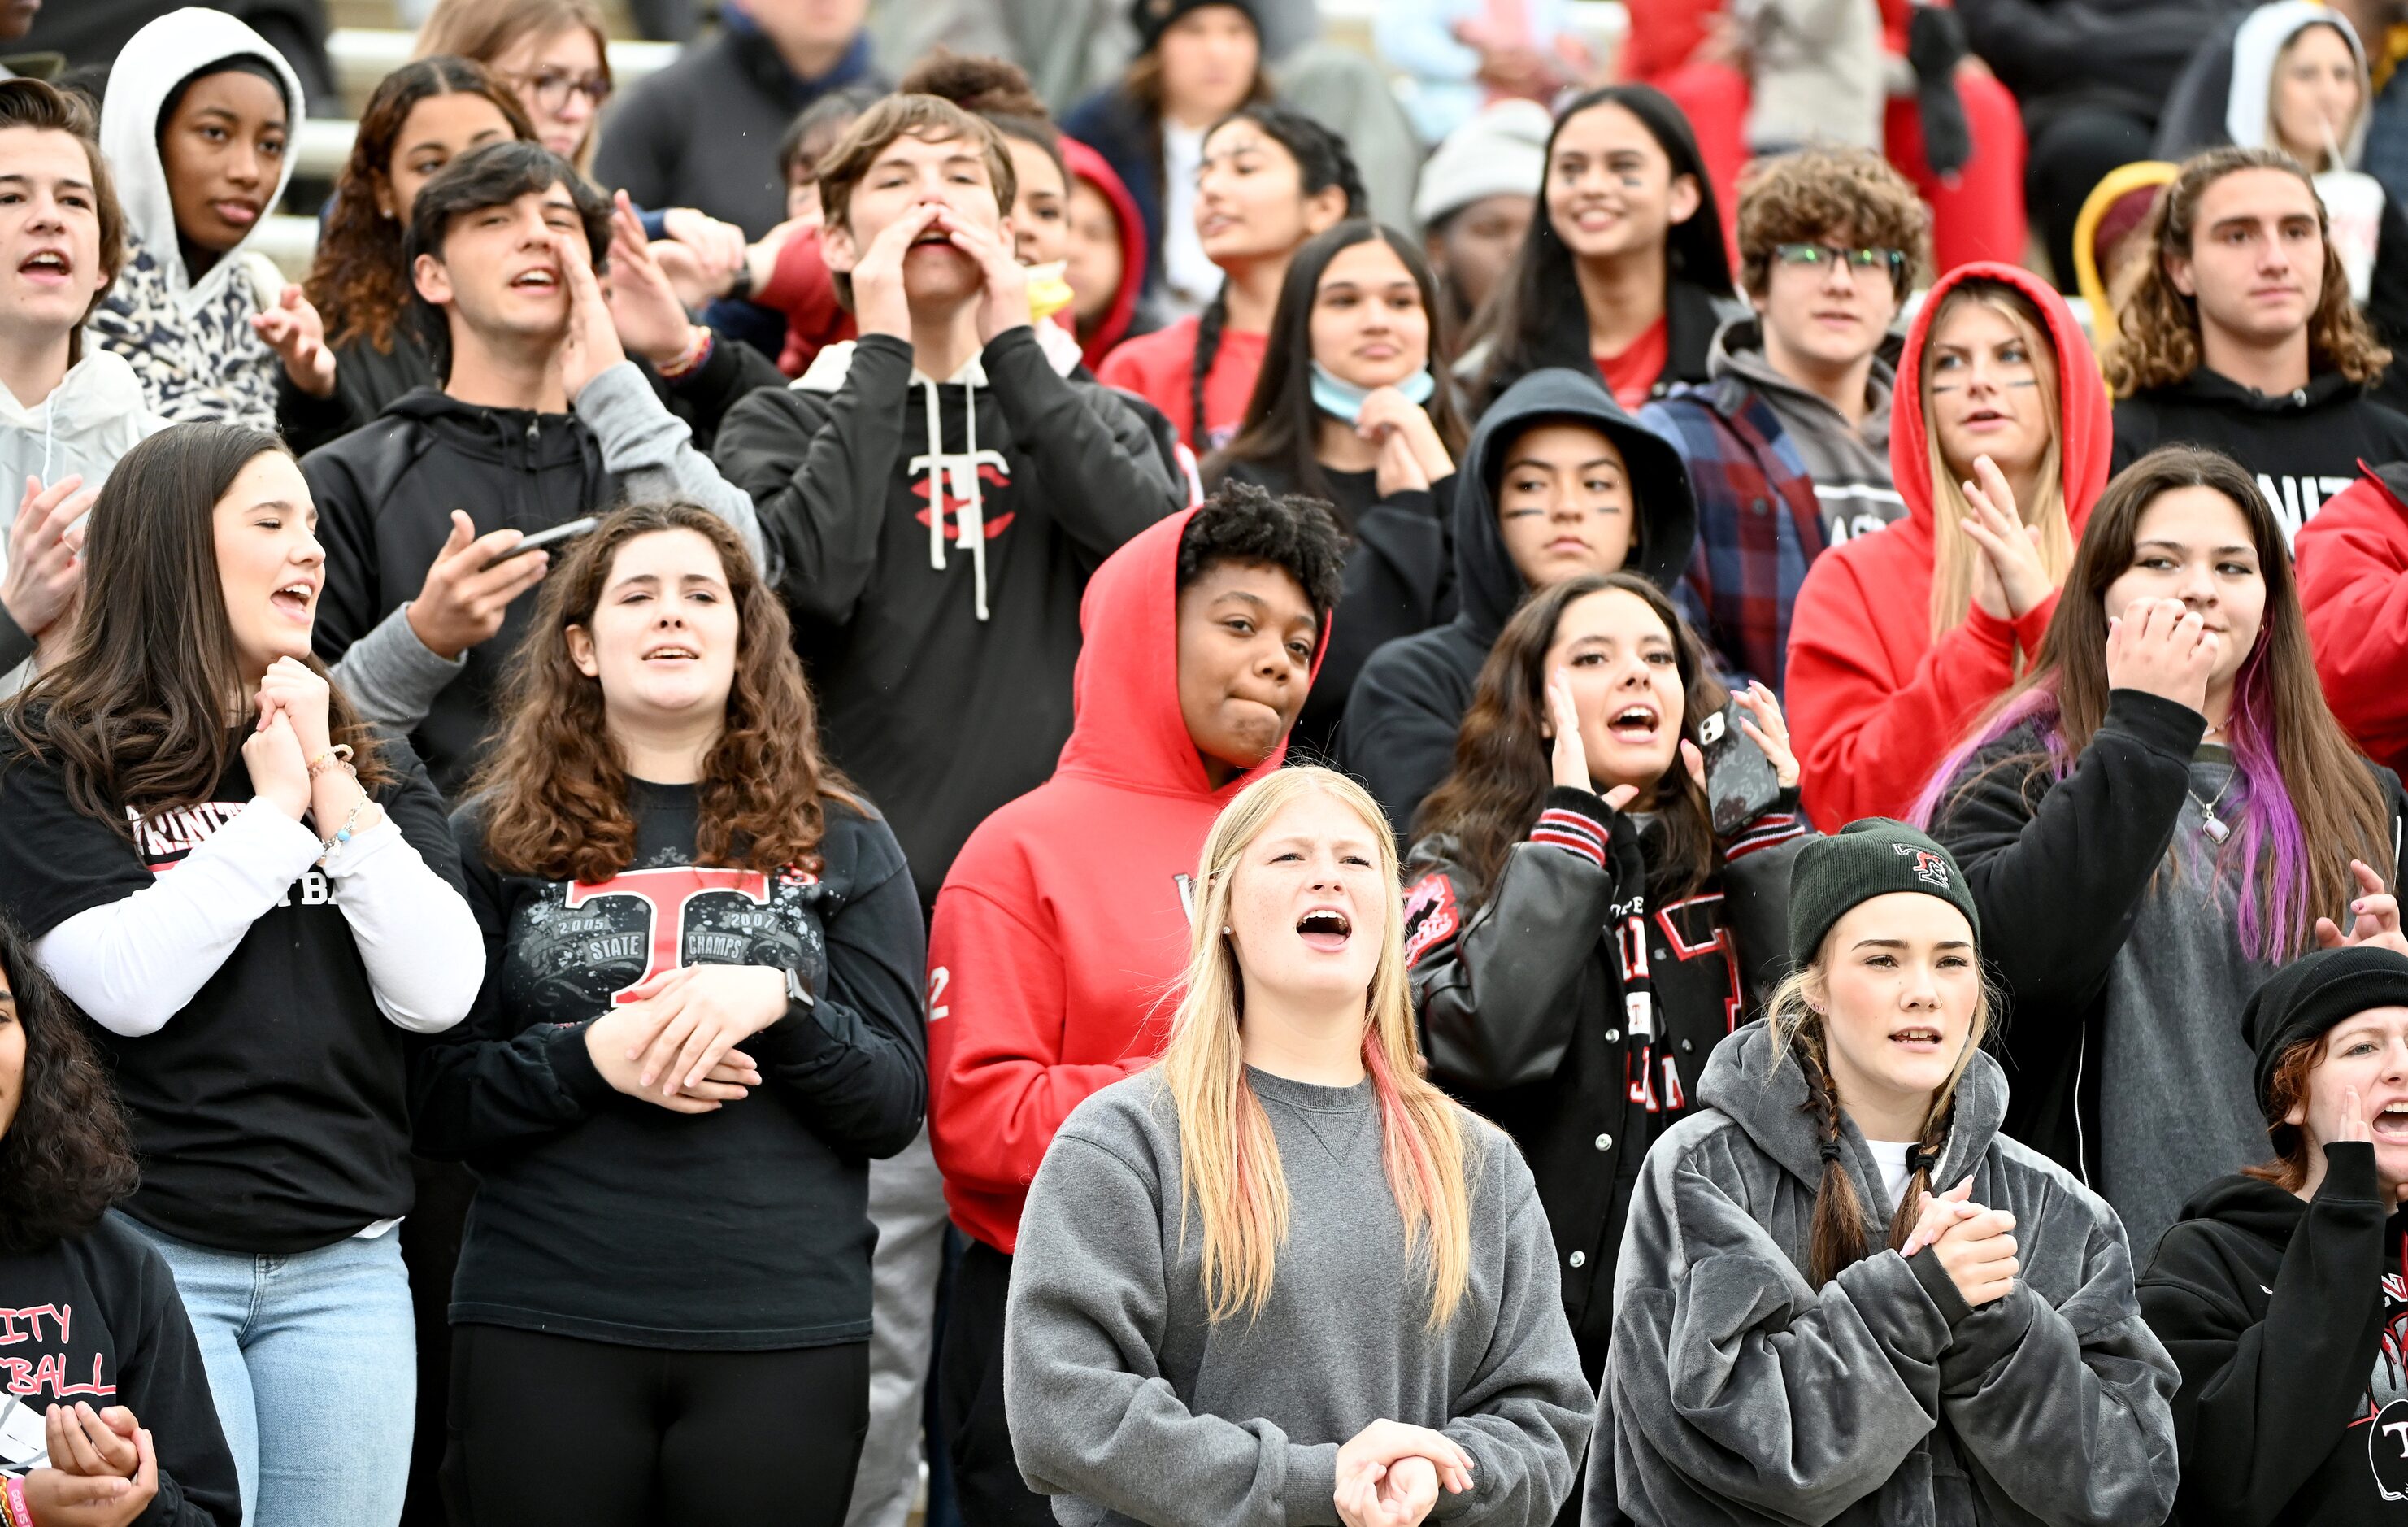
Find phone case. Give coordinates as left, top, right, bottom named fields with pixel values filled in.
left=1698, top=702, right=1782, bottom=837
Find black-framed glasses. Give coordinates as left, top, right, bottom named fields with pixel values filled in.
left=1773, top=243, right=1906, bottom=285
left=512, top=67, right=613, bottom=111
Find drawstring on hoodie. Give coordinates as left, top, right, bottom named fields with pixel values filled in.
left=915, top=372, right=990, bottom=622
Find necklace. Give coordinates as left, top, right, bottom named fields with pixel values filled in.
left=2189, top=766, right=2237, bottom=844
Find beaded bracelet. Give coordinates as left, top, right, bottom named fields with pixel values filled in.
left=317, top=801, right=366, bottom=866
left=4, top=1473, right=36, bottom=1527
left=656, top=324, right=713, bottom=380
left=306, top=742, right=355, bottom=782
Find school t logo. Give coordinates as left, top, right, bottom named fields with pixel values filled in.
left=1894, top=844, right=1951, bottom=887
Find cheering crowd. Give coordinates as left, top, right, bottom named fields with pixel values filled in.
left=10, top=0, right=2408, bottom=1524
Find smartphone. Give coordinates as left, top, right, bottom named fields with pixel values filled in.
left=1697, top=700, right=1782, bottom=837
left=485, top=516, right=599, bottom=568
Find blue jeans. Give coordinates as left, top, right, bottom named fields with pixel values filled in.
left=120, top=1214, right=416, bottom=1527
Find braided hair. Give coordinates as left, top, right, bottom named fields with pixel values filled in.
left=1187, top=103, right=1366, bottom=449
left=1769, top=964, right=1986, bottom=1287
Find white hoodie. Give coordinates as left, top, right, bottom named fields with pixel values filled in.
left=83, top=7, right=303, bottom=430
left=2227, top=0, right=2387, bottom=302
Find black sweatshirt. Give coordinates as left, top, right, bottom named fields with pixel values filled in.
left=1216, top=458, right=1456, bottom=763
left=1337, top=368, right=1697, bottom=838
left=413, top=783, right=927, bottom=1349
left=1403, top=785, right=1809, bottom=1378
left=0, top=737, right=465, bottom=1252
left=2140, top=1142, right=2408, bottom=1525
left=0, top=1217, right=240, bottom=1527
left=711, top=328, right=1184, bottom=911
left=1928, top=690, right=2408, bottom=1182
left=2110, top=368, right=2408, bottom=540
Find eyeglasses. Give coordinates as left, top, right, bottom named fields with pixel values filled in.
left=1772, top=243, right=1906, bottom=285
left=511, top=67, right=613, bottom=112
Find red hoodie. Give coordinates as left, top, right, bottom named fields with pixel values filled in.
left=2298, top=463, right=2408, bottom=776
left=1063, top=136, right=1148, bottom=371
left=925, top=507, right=1324, bottom=1254
left=1784, top=262, right=2112, bottom=831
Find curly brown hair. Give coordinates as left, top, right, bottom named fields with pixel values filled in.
left=1413, top=572, right=1729, bottom=903
left=1735, top=146, right=1932, bottom=299
left=0, top=913, right=139, bottom=1255
left=467, top=502, right=861, bottom=884
left=6, top=425, right=389, bottom=836
left=2104, top=146, right=2391, bottom=395
left=306, top=56, right=533, bottom=354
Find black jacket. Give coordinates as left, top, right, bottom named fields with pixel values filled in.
left=0, top=1216, right=241, bottom=1527
left=1215, top=458, right=1455, bottom=762
left=2110, top=368, right=2408, bottom=539
left=2140, top=1141, right=2408, bottom=1526
left=1404, top=785, right=1808, bottom=1378
left=1476, top=277, right=1736, bottom=418
left=1959, top=0, right=2248, bottom=126
left=1337, top=367, right=1697, bottom=838
left=1927, top=689, right=2408, bottom=1177
left=712, top=328, right=1184, bottom=911
left=276, top=324, right=787, bottom=459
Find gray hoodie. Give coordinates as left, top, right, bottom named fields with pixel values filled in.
left=1713, top=317, right=1906, bottom=543
left=1588, top=1020, right=2180, bottom=1527
left=1006, top=1067, right=1593, bottom=1527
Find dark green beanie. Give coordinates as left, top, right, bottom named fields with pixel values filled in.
left=1786, top=819, right=1982, bottom=967
left=2241, top=945, right=2408, bottom=1121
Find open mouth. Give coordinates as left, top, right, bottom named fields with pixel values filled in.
left=643, top=643, right=699, bottom=663
left=1606, top=703, right=1659, bottom=744
left=1961, top=407, right=2009, bottom=427
left=271, top=581, right=315, bottom=619
left=1889, top=1025, right=1945, bottom=1054
left=2376, top=1102, right=2408, bottom=1140
left=18, top=249, right=69, bottom=281
left=510, top=267, right=560, bottom=291
left=1296, top=907, right=1352, bottom=952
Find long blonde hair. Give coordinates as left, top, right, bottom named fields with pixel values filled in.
left=1158, top=768, right=1474, bottom=1327
left=1923, top=280, right=2074, bottom=638
left=1767, top=939, right=1994, bottom=1286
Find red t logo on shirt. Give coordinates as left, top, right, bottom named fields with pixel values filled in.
left=565, top=866, right=774, bottom=1001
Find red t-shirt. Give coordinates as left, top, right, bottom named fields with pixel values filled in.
left=1095, top=316, right=1268, bottom=453
left=1594, top=316, right=1669, bottom=411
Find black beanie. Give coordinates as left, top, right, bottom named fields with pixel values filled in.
left=1130, top=0, right=1261, bottom=55
left=2241, top=945, right=2408, bottom=1121
left=1787, top=819, right=1981, bottom=967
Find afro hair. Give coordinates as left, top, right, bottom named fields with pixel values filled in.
left=1176, top=481, right=1350, bottom=629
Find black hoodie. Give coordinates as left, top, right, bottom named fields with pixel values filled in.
left=711, top=328, right=1184, bottom=911
left=1336, top=368, right=1697, bottom=838
left=2111, top=367, right=2408, bottom=541
left=2140, top=1141, right=2408, bottom=1526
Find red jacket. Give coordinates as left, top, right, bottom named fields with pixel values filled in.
left=2298, top=463, right=2408, bottom=777
left=925, top=507, right=1324, bottom=1253
left=1063, top=136, right=1148, bottom=371
left=1095, top=315, right=1267, bottom=454
left=1784, top=263, right=2112, bottom=831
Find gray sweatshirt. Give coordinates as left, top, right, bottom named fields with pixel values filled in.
left=1589, top=1020, right=2180, bottom=1527
left=1006, top=1067, right=1592, bottom=1527
left=1714, top=318, right=1907, bottom=545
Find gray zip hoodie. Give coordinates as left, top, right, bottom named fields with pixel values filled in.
left=1587, top=1020, right=2180, bottom=1527
left=1007, top=1067, right=1593, bottom=1527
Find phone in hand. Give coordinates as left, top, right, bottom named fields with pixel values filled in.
left=483, top=516, right=599, bottom=569
left=1697, top=699, right=1781, bottom=836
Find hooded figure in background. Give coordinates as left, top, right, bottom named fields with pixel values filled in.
left=1339, top=365, right=1696, bottom=838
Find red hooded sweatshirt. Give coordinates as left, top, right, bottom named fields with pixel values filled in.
left=926, top=506, right=1324, bottom=1254
left=1063, top=136, right=1149, bottom=371
left=2298, top=463, right=2408, bottom=776
left=1784, top=262, right=2111, bottom=831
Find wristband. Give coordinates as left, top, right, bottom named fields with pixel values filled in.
left=306, top=742, right=355, bottom=781
left=657, top=324, right=712, bottom=380
left=5, top=1473, right=34, bottom=1527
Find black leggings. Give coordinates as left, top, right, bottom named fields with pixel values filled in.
left=442, top=1324, right=870, bottom=1527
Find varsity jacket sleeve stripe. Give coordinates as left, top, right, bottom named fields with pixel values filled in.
left=1408, top=788, right=1623, bottom=1094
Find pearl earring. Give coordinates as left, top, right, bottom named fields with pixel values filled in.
left=1221, top=925, right=1232, bottom=936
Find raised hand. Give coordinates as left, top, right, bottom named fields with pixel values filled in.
left=2103, top=596, right=2217, bottom=716
left=254, top=284, right=337, bottom=398
left=929, top=206, right=1030, bottom=344
left=404, top=511, right=551, bottom=660
left=1356, top=389, right=1453, bottom=489
left=1931, top=1204, right=2018, bottom=1307
left=2315, top=859, right=2408, bottom=955
left=1546, top=668, right=1641, bottom=809
left=1958, top=453, right=2052, bottom=621
left=555, top=233, right=630, bottom=403
left=1373, top=424, right=1429, bottom=498
left=1728, top=681, right=1802, bottom=789
left=658, top=206, right=746, bottom=286
left=844, top=202, right=943, bottom=342
left=241, top=709, right=311, bottom=821
left=606, top=191, right=700, bottom=368
left=3, top=472, right=93, bottom=642
left=254, top=655, right=334, bottom=764
left=1899, top=1174, right=1977, bottom=1257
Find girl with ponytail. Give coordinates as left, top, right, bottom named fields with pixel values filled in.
left=1097, top=103, right=1363, bottom=452
left=1590, top=821, right=2180, bottom=1527
left=1005, top=767, right=1592, bottom=1527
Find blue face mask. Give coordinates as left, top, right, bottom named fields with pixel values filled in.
left=1310, top=362, right=1436, bottom=423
